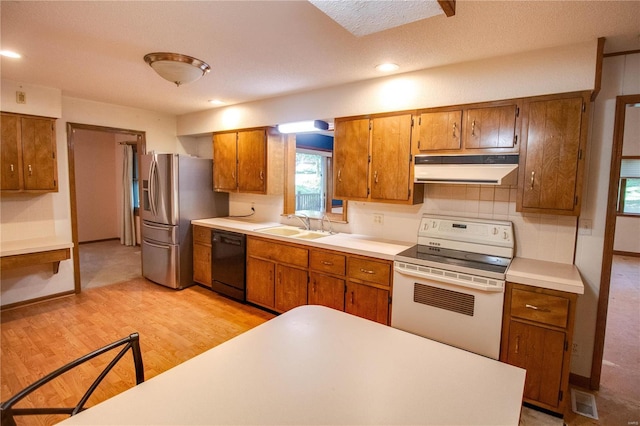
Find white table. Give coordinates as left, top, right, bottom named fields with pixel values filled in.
left=61, top=306, right=526, bottom=425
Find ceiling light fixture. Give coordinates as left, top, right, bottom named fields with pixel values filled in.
left=277, top=120, right=329, bottom=134
left=143, top=52, right=210, bottom=87
left=376, top=63, right=399, bottom=72
left=0, top=50, right=21, bottom=58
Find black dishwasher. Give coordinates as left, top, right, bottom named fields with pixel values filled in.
left=211, top=230, right=246, bottom=302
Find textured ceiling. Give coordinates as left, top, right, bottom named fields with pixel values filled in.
left=1, top=1, right=639, bottom=116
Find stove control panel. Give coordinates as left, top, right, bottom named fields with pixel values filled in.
left=417, top=215, right=514, bottom=249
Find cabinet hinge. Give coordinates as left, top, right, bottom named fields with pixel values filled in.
left=582, top=102, right=586, bottom=113
left=564, top=340, right=569, bottom=351
left=411, top=117, right=414, bottom=127
left=578, top=148, right=583, bottom=160
left=559, top=390, right=563, bottom=402
left=368, top=155, right=371, bottom=164
left=514, top=135, right=518, bottom=145
left=388, top=296, right=392, bottom=304
left=515, top=106, right=520, bottom=118
left=52, top=151, right=56, bottom=159
left=53, top=180, right=57, bottom=187
left=418, top=116, right=422, bottom=126
left=369, top=122, right=372, bottom=131
left=575, top=195, right=579, bottom=206
left=409, top=153, right=413, bottom=162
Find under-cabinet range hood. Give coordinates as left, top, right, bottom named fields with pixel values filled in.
left=414, top=155, right=519, bottom=186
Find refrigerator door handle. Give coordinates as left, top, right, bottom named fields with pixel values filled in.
left=144, top=240, right=172, bottom=250
left=149, top=157, right=158, bottom=217
left=143, top=223, right=172, bottom=231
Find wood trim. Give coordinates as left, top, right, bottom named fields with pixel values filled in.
left=591, top=93, right=640, bottom=390
left=591, top=37, right=606, bottom=102
left=612, top=250, right=640, bottom=258
left=603, top=49, right=640, bottom=58
left=0, top=290, right=75, bottom=311
left=437, top=0, right=455, bottom=17
left=0, top=248, right=70, bottom=274
left=66, top=123, right=146, bottom=295
left=569, top=373, right=591, bottom=389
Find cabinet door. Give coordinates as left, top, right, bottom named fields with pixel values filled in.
left=1, top=113, right=22, bottom=191
left=370, top=114, right=413, bottom=201
left=193, top=242, right=211, bottom=287
left=246, top=256, right=275, bottom=309
left=309, top=272, right=345, bottom=311
left=21, top=116, right=57, bottom=191
left=505, top=321, right=565, bottom=409
left=345, top=281, right=390, bottom=325
left=237, top=129, right=266, bottom=193
left=520, top=96, right=584, bottom=213
left=416, top=110, right=462, bottom=151
left=464, top=104, right=518, bottom=150
left=275, top=264, right=308, bottom=313
left=213, top=132, right=238, bottom=191
left=334, top=118, right=370, bottom=199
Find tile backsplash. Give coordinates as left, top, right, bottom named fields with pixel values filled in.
left=348, top=184, right=578, bottom=264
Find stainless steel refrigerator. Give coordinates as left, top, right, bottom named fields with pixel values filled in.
left=140, top=153, right=228, bottom=289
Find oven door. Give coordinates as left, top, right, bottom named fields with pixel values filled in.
left=391, top=261, right=504, bottom=359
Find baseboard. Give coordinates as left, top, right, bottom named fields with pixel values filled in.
left=0, top=290, right=76, bottom=311
left=79, top=238, right=120, bottom=245
left=612, top=250, right=640, bottom=258
left=569, top=373, right=591, bottom=389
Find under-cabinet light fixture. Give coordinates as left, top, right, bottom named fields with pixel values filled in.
left=277, top=120, right=329, bottom=134
left=0, top=50, right=21, bottom=58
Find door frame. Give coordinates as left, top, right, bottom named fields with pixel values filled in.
left=590, top=93, right=640, bottom=389
left=66, top=123, right=146, bottom=293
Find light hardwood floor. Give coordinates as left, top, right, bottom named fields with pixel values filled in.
left=1, top=278, right=274, bottom=425
left=1, top=252, right=637, bottom=425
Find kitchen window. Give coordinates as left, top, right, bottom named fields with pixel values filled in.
left=284, top=132, right=347, bottom=222
left=617, top=157, right=640, bottom=215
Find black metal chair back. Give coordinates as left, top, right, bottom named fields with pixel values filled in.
left=0, top=332, right=144, bottom=426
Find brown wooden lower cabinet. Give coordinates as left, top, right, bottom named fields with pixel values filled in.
left=500, top=282, right=577, bottom=414
left=308, top=272, right=345, bottom=311
left=246, top=236, right=392, bottom=324
left=345, top=281, right=390, bottom=325
left=192, top=226, right=212, bottom=287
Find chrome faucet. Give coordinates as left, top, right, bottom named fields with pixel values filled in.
left=321, top=214, right=335, bottom=234
left=288, top=214, right=310, bottom=230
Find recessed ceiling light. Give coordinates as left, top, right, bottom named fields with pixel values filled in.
left=208, top=99, right=226, bottom=106
left=0, top=50, right=21, bottom=59
left=376, top=63, right=399, bottom=72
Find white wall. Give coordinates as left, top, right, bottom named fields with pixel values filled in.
left=574, top=52, right=640, bottom=377
left=178, top=41, right=597, bottom=135
left=1, top=81, right=179, bottom=306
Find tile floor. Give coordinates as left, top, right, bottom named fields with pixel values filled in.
left=79, top=242, right=639, bottom=425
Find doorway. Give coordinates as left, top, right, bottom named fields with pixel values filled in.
left=591, top=94, right=640, bottom=394
left=66, top=123, right=146, bottom=293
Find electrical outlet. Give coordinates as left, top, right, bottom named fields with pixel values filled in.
left=572, top=342, right=579, bottom=357
left=16, top=91, right=26, bottom=104
left=373, top=213, right=384, bottom=225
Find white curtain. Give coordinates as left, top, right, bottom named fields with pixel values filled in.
left=121, top=145, right=136, bottom=246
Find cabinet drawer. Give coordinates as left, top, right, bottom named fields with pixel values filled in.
left=248, top=237, right=308, bottom=268
left=193, top=226, right=211, bottom=244
left=310, top=250, right=346, bottom=276
left=511, top=289, right=569, bottom=328
left=348, top=257, right=391, bottom=286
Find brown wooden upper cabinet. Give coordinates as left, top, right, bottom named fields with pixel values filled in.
left=516, top=92, right=590, bottom=216
left=415, top=101, right=520, bottom=154
left=1, top=112, right=58, bottom=194
left=212, top=127, right=284, bottom=195
left=333, top=113, right=423, bottom=205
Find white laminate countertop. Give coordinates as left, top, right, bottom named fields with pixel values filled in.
left=506, top=257, right=585, bottom=294
left=0, top=237, right=74, bottom=257
left=192, top=217, right=412, bottom=261
left=60, top=305, right=526, bottom=425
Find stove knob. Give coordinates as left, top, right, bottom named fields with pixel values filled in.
left=503, top=231, right=509, bottom=240
left=492, top=227, right=499, bottom=235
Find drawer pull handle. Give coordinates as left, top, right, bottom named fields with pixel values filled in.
left=360, top=268, right=375, bottom=275
left=28, top=164, right=33, bottom=176
left=530, top=171, right=535, bottom=189
left=10, top=164, right=14, bottom=172
left=525, top=303, right=550, bottom=312
left=471, top=119, right=476, bottom=137
left=321, top=261, right=333, bottom=266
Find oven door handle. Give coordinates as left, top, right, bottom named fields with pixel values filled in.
left=394, top=263, right=504, bottom=293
